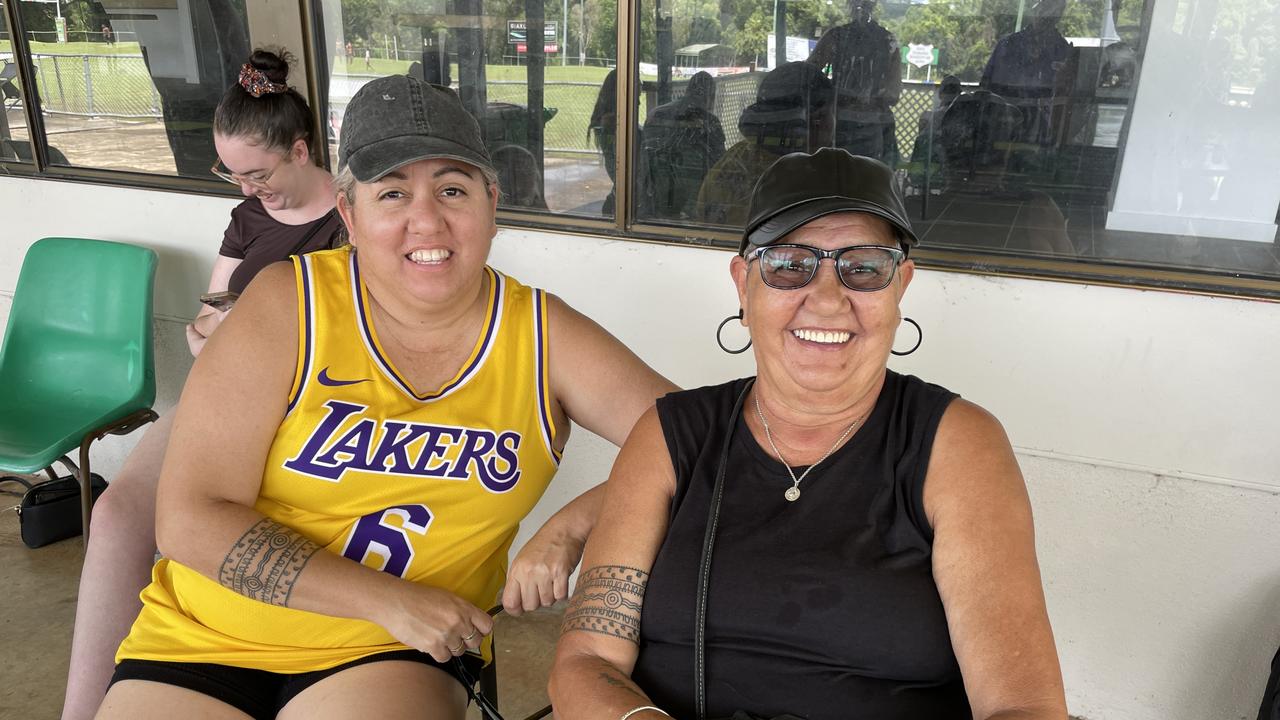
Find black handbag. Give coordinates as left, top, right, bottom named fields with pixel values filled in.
left=2, top=473, right=107, bottom=548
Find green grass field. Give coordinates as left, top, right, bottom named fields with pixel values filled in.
left=1, top=40, right=145, bottom=56
left=329, top=59, right=616, bottom=152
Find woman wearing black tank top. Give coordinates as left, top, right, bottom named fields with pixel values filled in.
left=552, top=149, right=1066, bottom=720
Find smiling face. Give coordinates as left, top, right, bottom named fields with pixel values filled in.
left=213, top=133, right=310, bottom=211
left=731, top=211, right=914, bottom=403
left=336, top=157, right=498, bottom=309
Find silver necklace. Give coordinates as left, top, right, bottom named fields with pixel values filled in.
left=754, top=394, right=861, bottom=502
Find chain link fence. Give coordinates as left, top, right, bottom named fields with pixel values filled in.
left=31, top=53, right=161, bottom=118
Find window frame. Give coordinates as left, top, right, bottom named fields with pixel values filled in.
left=1, top=0, right=1276, bottom=302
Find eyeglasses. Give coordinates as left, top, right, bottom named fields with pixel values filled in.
left=746, top=243, right=905, bottom=292
left=210, top=154, right=286, bottom=189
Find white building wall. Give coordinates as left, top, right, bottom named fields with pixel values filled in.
left=2, top=175, right=1279, bottom=719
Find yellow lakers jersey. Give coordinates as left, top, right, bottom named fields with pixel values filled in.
left=118, top=246, right=561, bottom=672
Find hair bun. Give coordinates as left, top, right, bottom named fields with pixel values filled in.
left=249, top=48, right=293, bottom=85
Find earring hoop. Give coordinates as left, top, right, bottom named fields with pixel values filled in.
left=891, top=317, right=922, bottom=356
left=716, top=310, right=752, bottom=354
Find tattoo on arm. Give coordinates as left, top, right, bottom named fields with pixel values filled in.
left=218, top=518, right=320, bottom=606
left=562, top=565, right=649, bottom=643
left=597, top=667, right=652, bottom=705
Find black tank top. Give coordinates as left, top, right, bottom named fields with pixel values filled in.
left=633, top=372, right=969, bottom=720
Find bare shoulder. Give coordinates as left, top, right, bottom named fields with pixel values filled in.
left=241, top=260, right=298, bottom=302
left=544, top=291, right=606, bottom=336
left=924, top=398, right=1027, bottom=526
left=231, top=261, right=297, bottom=330
left=936, top=398, right=1012, bottom=451
left=611, top=405, right=677, bottom=497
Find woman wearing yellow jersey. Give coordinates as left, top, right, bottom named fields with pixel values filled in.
left=96, top=75, right=674, bottom=720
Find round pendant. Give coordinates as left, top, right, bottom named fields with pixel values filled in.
left=784, top=486, right=801, bottom=502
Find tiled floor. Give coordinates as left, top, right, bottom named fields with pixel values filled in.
left=0, top=497, right=559, bottom=720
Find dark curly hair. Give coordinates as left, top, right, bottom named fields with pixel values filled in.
left=213, top=48, right=316, bottom=162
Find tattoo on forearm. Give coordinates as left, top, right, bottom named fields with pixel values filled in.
left=562, top=565, right=649, bottom=643
left=218, top=518, right=320, bottom=606
left=598, top=669, right=632, bottom=689
left=597, top=667, right=651, bottom=705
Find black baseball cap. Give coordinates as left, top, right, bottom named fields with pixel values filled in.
left=740, top=148, right=920, bottom=255
left=338, top=75, right=494, bottom=182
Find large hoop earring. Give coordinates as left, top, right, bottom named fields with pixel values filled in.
left=716, top=310, right=752, bottom=354
left=891, top=317, right=922, bottom=356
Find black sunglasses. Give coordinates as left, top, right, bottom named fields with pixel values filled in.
left=746, top=243, right=905, bottom=292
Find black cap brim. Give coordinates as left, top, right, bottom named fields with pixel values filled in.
left=345, top=134, right=495, bottom=183
left=745, top=195, right=922, bottom=252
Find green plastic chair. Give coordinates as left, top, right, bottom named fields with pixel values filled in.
left=0, top=237, right=159, bottom=543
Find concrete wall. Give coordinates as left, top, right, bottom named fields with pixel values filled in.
left=3, top=175, right=1279, bottom=719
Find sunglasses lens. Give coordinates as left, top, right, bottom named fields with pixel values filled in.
left=837, top=247, right=898, bottom=290
left=759, top=247, right=818, bottom=289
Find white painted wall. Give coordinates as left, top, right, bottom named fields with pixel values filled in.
left=3, top=175, right=1279, bottom=720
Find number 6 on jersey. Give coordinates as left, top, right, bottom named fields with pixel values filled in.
left=341, top=504, right=432, bottom=578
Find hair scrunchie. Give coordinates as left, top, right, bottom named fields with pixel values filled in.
left=238, top=64, right=288, bottom=98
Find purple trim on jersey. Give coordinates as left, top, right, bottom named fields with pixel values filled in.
left=350, top=253, right=502, bottom=402
left=533, top=289, right=560, bottom=464
left=286, top=255, right=314, bottom=414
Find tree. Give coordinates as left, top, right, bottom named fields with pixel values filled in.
left=731, top=7, right=771, bottom=64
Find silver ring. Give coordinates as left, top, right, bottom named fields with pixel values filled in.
left=462, top=630, right=478, bottom=642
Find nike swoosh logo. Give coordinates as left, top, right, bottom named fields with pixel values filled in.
left=317, top=367, right=370, bottom=387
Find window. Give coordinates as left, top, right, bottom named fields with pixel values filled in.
left=3, top=0, right=1277, bottom=297
left=0, top=0, right=32, bottom=161
left=317, top=0, right=619, bottom=219
left=0, top=0, right=306, bottom=180
left=628, top=0, right=1280, bottom=292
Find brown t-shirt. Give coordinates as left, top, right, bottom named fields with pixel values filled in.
left=219, top=197, right=344, bottom=295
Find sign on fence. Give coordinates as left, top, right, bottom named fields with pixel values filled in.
left=507, top=21, right=558, bottom=45
left=902, top=44, right=938, bottom=68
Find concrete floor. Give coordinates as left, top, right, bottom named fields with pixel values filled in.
left=0, top=495, right=559, bottom=720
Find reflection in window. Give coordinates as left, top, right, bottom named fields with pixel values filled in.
left=0, top=0, right=33, bottom=161
left=635, top=0, right=1280, bottom=280
left=319, top=0, right=618, bottom=217
left=8, top=0, right=263, bottom=177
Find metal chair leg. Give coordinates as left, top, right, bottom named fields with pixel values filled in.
left=77, top=408, right=159, bottom=545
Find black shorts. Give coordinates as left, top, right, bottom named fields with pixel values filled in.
left=109, top=650, right=484, bottom=720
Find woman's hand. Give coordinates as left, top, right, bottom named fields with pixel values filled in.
left=370, top=579, right=495, bottom=663
left=186, top=308, right=229, bottom=357
left=502, top=524, right=585, bottom=616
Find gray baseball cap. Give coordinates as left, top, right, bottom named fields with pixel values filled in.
left=741, top=148, right=920, bottom=255
left=338, top=74, right=495, bottom=182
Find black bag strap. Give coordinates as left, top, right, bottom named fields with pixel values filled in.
left=694, top=379, right=754, bottom=720
left=0, top=475, right=35, bottom=498
left=286, top=208, right=337, bottom=258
